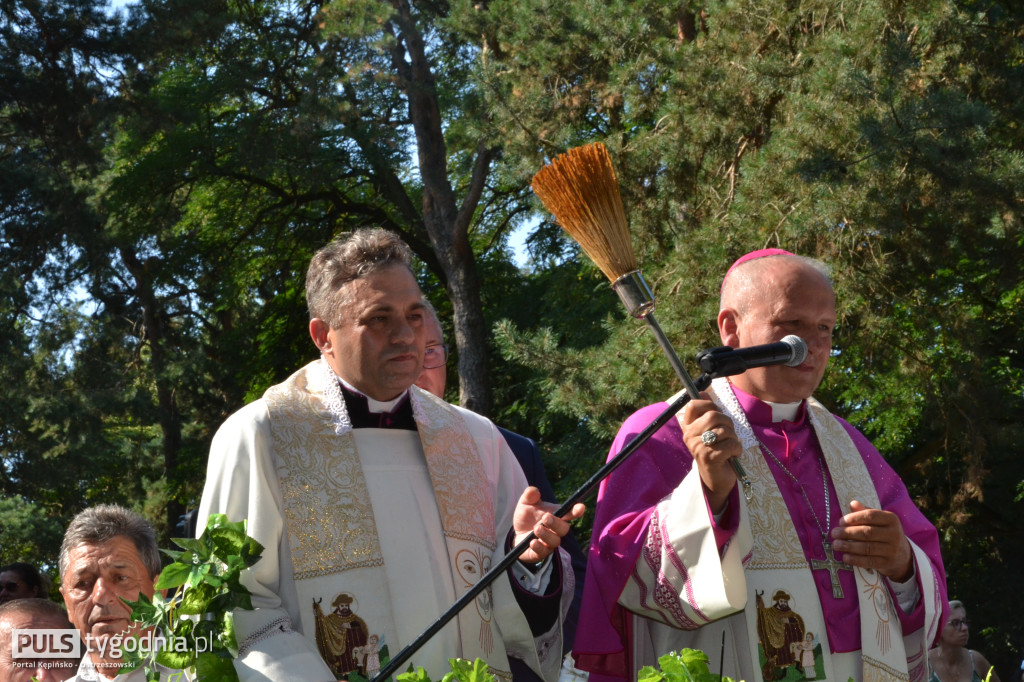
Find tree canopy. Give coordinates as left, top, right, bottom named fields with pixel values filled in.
left=2, top=0, right=1022, bottom=672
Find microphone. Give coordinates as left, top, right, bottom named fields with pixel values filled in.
left=696, top=335, right=808, bottom=378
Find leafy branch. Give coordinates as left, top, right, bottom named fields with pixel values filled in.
left=398, top=658, right=496, bottom=682
left=119, top=513, right=264, bottom=681
left=638, top=650, right=738, bottom=682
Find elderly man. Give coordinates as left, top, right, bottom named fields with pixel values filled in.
left=199, top=228, right=583, bottom=682
left=59, top=504, right=184, bottom=681
left=574, top=250, right=947, bottom=682
left=0, top=598, right=79, bottom=681
left=414, top=301, right=588, bottom=680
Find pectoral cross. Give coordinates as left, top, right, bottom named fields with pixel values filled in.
left=810, top=541, right=853, bottom=599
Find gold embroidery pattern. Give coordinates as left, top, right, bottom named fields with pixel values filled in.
left=267, top=363, right=384, bottom=579
left=863, top=655, right=909, bottom=682
left=859, top=566, right=895, bottom=655
left=490, top=668, right=513, bottom=682
left=703, top=380, right=915, bottom=681
left=806, top=398, right=879, bottom=510
left=704, top=384, right=803, bottom=568
left=741, top=440, right=807, bottom=569
left=811, top=398, right=905, bottom=672
left=412, top=388, right=496, bottom=550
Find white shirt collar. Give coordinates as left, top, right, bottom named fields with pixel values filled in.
left=765, top=399, right=802, bottom=423
left=337, top=377, right=408, bottom=413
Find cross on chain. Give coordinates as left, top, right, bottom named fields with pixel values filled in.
left=810, top=541, right=854, bottom=599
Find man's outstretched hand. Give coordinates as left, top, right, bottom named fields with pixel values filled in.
left=513, top=486, right=585, bottom=564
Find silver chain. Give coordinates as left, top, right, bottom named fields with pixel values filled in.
left=760, top=444, right=831, bottom=539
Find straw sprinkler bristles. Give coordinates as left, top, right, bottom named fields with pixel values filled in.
left=531, top=142, right=638, bottom=282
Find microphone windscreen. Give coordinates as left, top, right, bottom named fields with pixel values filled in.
left=781, top=335, right=808, bottom=366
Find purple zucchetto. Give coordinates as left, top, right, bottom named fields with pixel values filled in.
left=721, top=248, right=795, bottom=291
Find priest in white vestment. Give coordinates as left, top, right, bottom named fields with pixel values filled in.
left=199, top=229, right=582, bottom=682
left=574, top=250, right=948, bottom=682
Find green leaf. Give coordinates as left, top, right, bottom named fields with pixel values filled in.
left=172, top=537, right=212, bottom=560
left=178, top=581, right=217, bottom=615
left=155, top=561, right=193, bottom=590
left=122, top=592, right=163, bottom=628
left=219, top=611, right=237, bottom=654
left=161, top=548, right=185, bottom=562
left=641, top=650, right=733, bottom=682
left=195, top=651, right=239, bottom=681
left=238, top=537, right=265, bottom=567
left=396, top=666, right=433, bottom=682
left=208, top=525, right=247, bottom=558
left=637, top=665, right=663, bottom=682
left=116, top=642, right=147, bottom=674
left=441, top=658, right=493, bottom=682
left=155, top=646, right=193, bottom=670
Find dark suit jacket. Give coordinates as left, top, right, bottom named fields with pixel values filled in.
left=499, top=427, right=586, bottom=673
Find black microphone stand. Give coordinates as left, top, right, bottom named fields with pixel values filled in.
left=370, top=372, right=715, bottom=682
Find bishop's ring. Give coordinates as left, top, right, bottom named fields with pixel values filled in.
left=701, top=430, right=717, bottom=445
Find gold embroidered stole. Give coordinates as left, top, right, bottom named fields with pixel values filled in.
left=263, top=361, right=511, bottom=679
left=704, top=378, right=918, bottom=682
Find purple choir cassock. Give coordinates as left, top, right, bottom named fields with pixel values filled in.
left=573, top=381, right=947, bottom=682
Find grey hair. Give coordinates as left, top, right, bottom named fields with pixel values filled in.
left=949, top=599, right=964, bottom=611
left=0, top=599, right=74, bottom=658
left=305, top=228, right=415, bottom=329
left=720, top=253, right=833, bottom=315
left=58, top=505, right=161, bottom=580
left=0, top=598, right=72, bottom=628
left=421, top=298, right=442, bottom=334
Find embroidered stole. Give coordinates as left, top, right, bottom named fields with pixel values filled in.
left=696, top=378, right=936, bottom=682
left=263, top=361, right=512, bottom=680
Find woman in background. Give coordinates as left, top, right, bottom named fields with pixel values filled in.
left=929, top=600, right=1000, bottom=682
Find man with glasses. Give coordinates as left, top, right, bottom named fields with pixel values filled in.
left=0, top=563, right=47, bottom=604
left=412, top=305, right=448, bottom=399
left=415, top=301, right=588, bottom=681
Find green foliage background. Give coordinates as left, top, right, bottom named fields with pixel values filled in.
left=2, top=0, right=1023, bottom=674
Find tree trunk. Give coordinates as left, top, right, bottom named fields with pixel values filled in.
left=121, top=248, right=185, bottom=535
left=392, top=0, right=494, bottom=416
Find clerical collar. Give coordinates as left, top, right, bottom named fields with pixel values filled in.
left=338, top=377, right=406, bottom=412
left=766, top=400, right=802, bottom=423
left=337, top=378, right=416, bottom=431
left=729, top=381, right=807, bottom=425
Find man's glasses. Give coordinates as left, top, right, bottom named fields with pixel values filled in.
left=0, top=581, right=22, bottom=592
left=947, top=618, right=969, bottom=630
left=423, top=343, right=449, bottom=370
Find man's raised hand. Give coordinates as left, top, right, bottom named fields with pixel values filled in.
left=513, top=487, right=585, bottom=564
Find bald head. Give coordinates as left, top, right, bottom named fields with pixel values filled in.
left=0, top=599, right=77, bottom=681
left=720, top=253, right=832, bottom=317
left=718, top=253, right=836, bottom=403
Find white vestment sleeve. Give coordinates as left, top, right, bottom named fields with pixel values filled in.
left=618, top=468, right=752, bottom=629
left=197, top=400, right=335, bottom=682
left=510, top=556, right=555, bottom=594
left=485, top=420, right=567, bottom=682
left=889, top=568, right=921, bottom=613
